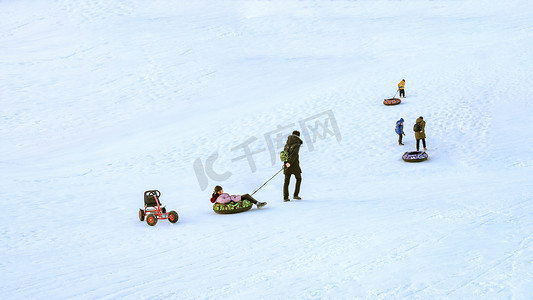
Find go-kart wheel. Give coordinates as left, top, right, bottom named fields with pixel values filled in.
left=139, top=209, right=145, bottom=221
left=146, top=214, right=158, bottom=226
left=168, top=211, right=179, bottom=223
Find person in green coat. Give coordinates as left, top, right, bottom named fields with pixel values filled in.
left=414, top=116, right=427, bottom=151
left=282, top=130, right=303, bottom=202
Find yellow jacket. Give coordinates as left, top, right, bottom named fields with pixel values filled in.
left=398, top=80, right=405, bottom=90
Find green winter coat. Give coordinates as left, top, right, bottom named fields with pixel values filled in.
left=283, top=134, right=303, bottom=175
left=414, top=117, right=426, bottom=140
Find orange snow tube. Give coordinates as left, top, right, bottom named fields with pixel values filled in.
left=383, top=98, right=401, bottom=106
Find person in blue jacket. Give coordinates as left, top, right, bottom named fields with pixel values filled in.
left=395, top=118, right=405, bottom=145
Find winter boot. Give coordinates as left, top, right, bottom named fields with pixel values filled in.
left=293, top=196, right=302, bottom=200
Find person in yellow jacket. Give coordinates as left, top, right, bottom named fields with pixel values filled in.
left=398, top=79, right=406, bottom=98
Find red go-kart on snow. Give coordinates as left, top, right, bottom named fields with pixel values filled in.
left=139, top=190, right=179, bottom=226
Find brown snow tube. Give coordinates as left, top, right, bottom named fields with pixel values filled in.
left=402, top=151, right=428, bottom=162
left=383, top=98, right=401, bottom=106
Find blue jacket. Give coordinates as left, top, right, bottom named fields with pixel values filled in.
left=395, top=118, right=404, bottom=134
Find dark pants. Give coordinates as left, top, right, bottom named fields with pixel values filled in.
left=283, top=173, right=302, bottom=199
left=398, top=134, right=403, bottom=144
left=241, top=194, right=258, bottom=204
left=416, top=139, right=426, bottom=151
left=399, top=89, right=405, bottom=97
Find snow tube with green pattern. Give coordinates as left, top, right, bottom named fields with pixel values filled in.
left=213, top=200, right=253, bottom=214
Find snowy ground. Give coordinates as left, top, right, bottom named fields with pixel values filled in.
left=1, top=0, right=533, bottom=299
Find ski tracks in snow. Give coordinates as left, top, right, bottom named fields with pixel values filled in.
left=58, top=0, right=138, bottom=21
left=2, top=1, right=533, bottom=299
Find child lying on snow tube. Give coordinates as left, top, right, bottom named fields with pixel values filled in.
left=210, top=185, right=267, bottom=214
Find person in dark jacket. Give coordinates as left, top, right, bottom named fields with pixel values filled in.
left=414, top=116, right=427, bottom=151
left=282, top=130, right=303, bottom=202
left=395, top=118, right=405, bottom=145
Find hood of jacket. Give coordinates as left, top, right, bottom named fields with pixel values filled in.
left=287, top=134, right=303, bottom=145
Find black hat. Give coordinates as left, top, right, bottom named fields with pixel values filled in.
left=292, top=130, right=300, bottom=136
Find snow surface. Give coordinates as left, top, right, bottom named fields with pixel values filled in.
left=1, top=0, right=533, bottom=299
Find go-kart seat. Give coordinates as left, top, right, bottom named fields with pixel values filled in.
left=144, top=190, right=164, bottom=208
